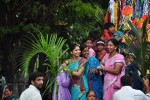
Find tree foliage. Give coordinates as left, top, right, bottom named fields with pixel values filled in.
left=53, top=0, right=105, bottom=43
left=19, top=32, right=68, bottom=78
left=0, top=0, right=106, bottom=85
left=0, top=0, right=105, bottom=43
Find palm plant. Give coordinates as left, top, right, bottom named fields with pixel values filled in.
left=124, top=18, right=149, bottom=76
left=18, top=32, right=68, bottom=91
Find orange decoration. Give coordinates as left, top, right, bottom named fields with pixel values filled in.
left=137, top=24, right=142, bottom=29
left=122, top=6, right=133, bottom=16
left=132, top=18, right=143, bottom=28
left=132, top=18, right=139, bottom=25
left=148, top=29, right=150, bottom=34
left=147, top=24, right=150, bottom=30
left=104, top=11, right=110, bottom=24
left=141, top=15, right=148, bottom=21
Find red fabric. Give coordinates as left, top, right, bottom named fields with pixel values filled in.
left=71, top=77, right=80, bottom=84
left=104, top=11, right=110, bottom=23
left=88, top=74, right=92, bottom=90
left=71, top=77, right=86, bottom=91
left=78, top=58, right=86, bottom=66
left=71, top=77, right=85, bottom=91
left=80, top=78, right=86, bottom=91
left=97, top=49, right=107, bottom=61
left=70, top=57, right=87, bottom=91
left=100, top=30, right=111, bottom=41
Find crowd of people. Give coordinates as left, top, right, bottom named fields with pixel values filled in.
left=50, top=22, right=150, bottom=100
left=0, top=22, right=150, bottom=100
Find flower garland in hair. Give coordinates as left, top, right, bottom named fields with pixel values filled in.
left=114, top=1, right=118, bottom=31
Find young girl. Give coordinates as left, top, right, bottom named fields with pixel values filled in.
left=83, top=37, right=96, bottom=57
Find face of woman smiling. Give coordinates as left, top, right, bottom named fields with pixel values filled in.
left=107, top=41, right=117, bottom=53
left=71, top=46, right=81, bottom=58
left=81, top=47, right=89, bottom=58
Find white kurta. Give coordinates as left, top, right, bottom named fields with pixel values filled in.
left=113, top=86, right=149, bottom=100
left=19, top=85, right=42, bottom=100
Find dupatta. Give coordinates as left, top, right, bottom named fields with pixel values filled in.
left=53, top=70, right=71, bottom=100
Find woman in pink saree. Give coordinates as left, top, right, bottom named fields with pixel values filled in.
left=99, top=39, right=126, bottom=100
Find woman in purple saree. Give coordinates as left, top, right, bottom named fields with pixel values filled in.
left=99, top=39, right=126, bottom=100
left=53, top=70, right=71, bottom=100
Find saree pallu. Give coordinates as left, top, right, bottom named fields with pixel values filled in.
left=102, top=53, right=126, bottom=100
left=53, top=71, right=71, bottom=100
left=68, top=57, right=89, bottom=100
left=85, top=56, right=103, bottom=100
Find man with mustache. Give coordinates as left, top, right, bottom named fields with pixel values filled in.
left=20, top=71, right=44, bottom=100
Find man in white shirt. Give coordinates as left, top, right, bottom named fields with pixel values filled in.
left=113, top=75, right=150, bottom=100
left=19, top=71, right=44, bottom=100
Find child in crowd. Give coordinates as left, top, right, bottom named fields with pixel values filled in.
left=100, top=22, right=125, bottom=53
left=96, top=40, right=107, bottom=61
left=88, top=30, right=101, bottom=52
left=83, top=37, right=96, bottom=57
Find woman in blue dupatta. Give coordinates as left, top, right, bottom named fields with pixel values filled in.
left=80, top=44, right=103, bottom=100
left=65, top=44, right=89, bottom=100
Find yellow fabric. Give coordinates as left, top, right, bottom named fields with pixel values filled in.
left=146, top=69, right=150, bottom=75
left=147, top=33, right=150, bottom=42
left=114, top=2, right=118, bottom=31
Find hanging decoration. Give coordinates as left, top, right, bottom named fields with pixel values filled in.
left=147, top=24, right=150, bottom=42
left=122, top=6, right=133, bottom=16
left=132, top=15, right=149, bottom=29
left=133, top=0, right=145, bottom=18
left=105, top=0, right=150, bottom=30
left=142, top=0, right=149, bottom=16
left=108, top=0, right=116, bottom=23
left=105, top=0, right=149, bottom=32
left=114, top=1, right=118, bottom=31
left=104, top=0, right=150, bottom=44
left=121, top=5, right=133, bottom=30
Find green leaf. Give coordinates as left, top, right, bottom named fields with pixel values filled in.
left=127, top=19, right=149, bottom=76
left=19, top=32, right=68, bottom=77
